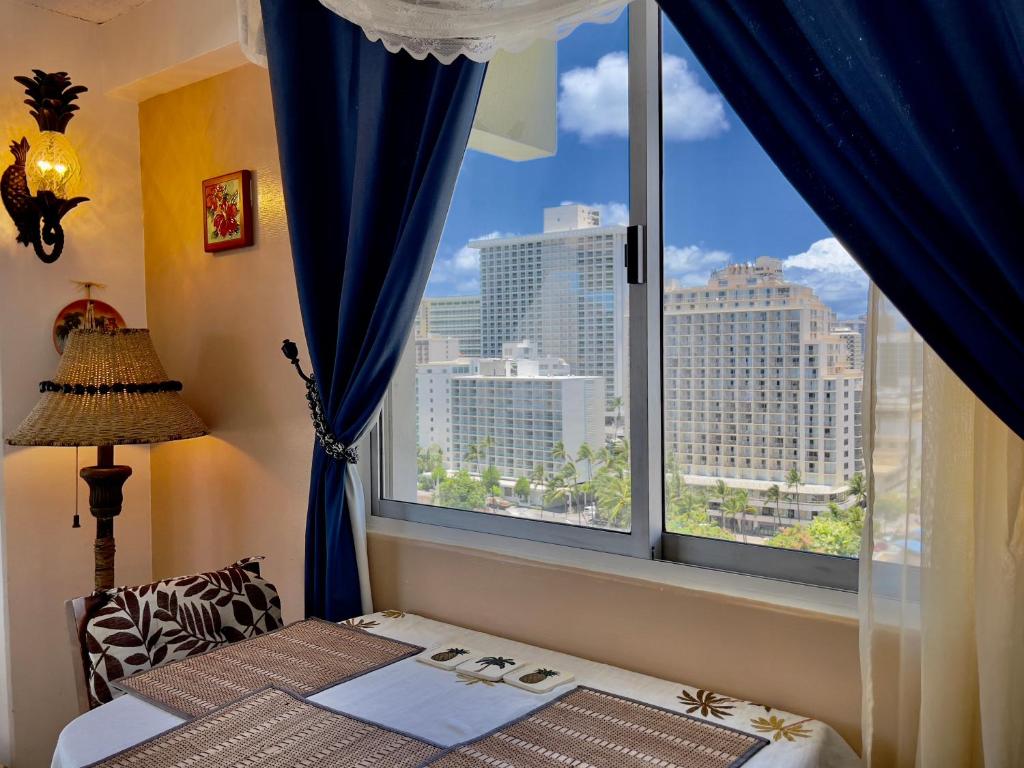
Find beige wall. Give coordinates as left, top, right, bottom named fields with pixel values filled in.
left=139, top=62, right=901, bottom=765
left=0, top=3, right=152, bottom=765
left=140, top=64, right=311, bottom=622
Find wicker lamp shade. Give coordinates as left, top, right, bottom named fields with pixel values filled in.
left=6, top=329, right=207, bottom=447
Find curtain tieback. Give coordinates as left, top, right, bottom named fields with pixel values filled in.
left=281, top=339, right=359, bottom=464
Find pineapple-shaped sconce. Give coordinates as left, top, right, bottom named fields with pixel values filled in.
left=1, top=71, right=89, bottom=263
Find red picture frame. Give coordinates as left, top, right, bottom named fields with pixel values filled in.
left=202, top=170, right=254, bottom=252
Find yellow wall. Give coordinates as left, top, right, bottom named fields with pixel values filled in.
left=140, top=64, right=311, bottom=622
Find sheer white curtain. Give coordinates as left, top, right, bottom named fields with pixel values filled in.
left=860, top=287, right=1024, bottom=767
left=237, top=0, right=628, bottom=66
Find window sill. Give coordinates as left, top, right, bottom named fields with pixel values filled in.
left=367, top=515, right=859, bottom=621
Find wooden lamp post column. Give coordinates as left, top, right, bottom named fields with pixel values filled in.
left=80, top=445, right=132, bottom=590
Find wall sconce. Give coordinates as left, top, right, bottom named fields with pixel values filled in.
left=1, top=71, right=89, bottom=264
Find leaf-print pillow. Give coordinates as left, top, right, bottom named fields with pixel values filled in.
left=82, top=556, right=283, bottom=708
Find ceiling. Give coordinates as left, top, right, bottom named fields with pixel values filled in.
left=17, top=0, right=153, bottom=23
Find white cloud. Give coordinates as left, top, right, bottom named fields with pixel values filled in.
left=783, top=237, right=869, bottom=317
left=560, top=200, right=629, bottom=226
left=664, top=244, right=731, bottom=286
left=427, top=231, right=510, bottom=294
left=558, top=52, right=728, bottom=142
left=783, top=237, right=862, bottom=274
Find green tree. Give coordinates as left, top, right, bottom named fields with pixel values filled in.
left=514, top=476, right=531, bottom=502
left=595, top=472, right=631, bottom=530
left=848, top=472, right=867, bottom=508
left=786, top=467, right=802, bottom=519
left=723, top=489, right=754, bottom=543
left=436, top=470, right=487, bottom=511
left=765, top=484, right=783, bottom=532
left=431, top=465, right=447, bottom=489
left=481, top=465, right=501, bottom=505
left=768, top=505, right=864, bottom=557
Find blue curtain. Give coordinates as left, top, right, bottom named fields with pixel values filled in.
left=659, top=0, right=1024, bottom=437
left=261, top=0, right=486, bottom=620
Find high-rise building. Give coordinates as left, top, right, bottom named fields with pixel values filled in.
left=663, top=257, right=863, bottom=521
left=415, top=295, right=482, bottom=357
left=416, top=360, right=474, bottom=463
left=475, top=205, right=627, bottom=408
left=416, top=335, right=462, bottom=364
left=448, top=347, right=605, bottom=480
left=832, top=326, right=864, bottom=371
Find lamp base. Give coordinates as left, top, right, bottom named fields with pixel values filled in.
left=80, top=445, right=131, bottom=591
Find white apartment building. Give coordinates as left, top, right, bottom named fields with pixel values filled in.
left=664, top=257, right=864, bottom=524
left=833, top=326, right=864, bottom=371
left=474, top=205, right=627, bottom=409
left=416, top=360, right=475, bottom=463
left=416, top=335, right=462, bottom=364
left=450, top=368, right=605, bottom=481
left=415, top=295, right=482, bottom=357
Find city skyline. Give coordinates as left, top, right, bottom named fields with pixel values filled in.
left=424, top=12, right=869, bottom=320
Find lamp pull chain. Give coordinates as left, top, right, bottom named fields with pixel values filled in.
left=72, top=446, right=81, bottom=528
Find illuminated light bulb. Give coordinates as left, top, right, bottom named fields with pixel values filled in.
left=26, top=130, right=81, bottom=198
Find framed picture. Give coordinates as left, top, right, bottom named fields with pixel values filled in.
left=202, top=170, right=253, bottom=252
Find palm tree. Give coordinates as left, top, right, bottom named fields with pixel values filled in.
left=786, top=467, right=802, bottom=520
left=464, top=444, right=480, bottom=474
left=723, top=489, right=754, bottom=543
left=577, top=442, right=595, bottom=508
left=713, top=479, right=728, bottom=524
left=530, top=463, right=546, bottom=507
left=545, top=472, right=572, bottom=518
left=765, top=484, right=783, bottom=533
left=848, top=472, right=867, bottom=508
left=609, top=396, right=624, bottom=435
left=596, top=472, right=631, bottom=530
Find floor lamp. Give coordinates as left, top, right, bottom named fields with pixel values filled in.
left=6, top=329, right=207, bottom=590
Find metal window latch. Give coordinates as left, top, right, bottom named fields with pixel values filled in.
left=626, top=224, right=646, bottom=285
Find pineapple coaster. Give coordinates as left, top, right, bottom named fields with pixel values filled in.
left=455, top=653, right=527, bottom=682
left=504, top=665, right=575, bottom=694
left=418, top=645, right=479, bottom=671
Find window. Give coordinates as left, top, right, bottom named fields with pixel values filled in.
left=375, top=2, right=869, bottom=589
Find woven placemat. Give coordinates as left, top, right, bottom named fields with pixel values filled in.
left=430, top=686, right=769, bottom=768
left=86, top=687, right=444, bottom=768
left=115, top=618, right=422, bottom=717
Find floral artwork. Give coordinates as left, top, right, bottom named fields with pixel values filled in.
left=203, top=170, right=253, bottom=252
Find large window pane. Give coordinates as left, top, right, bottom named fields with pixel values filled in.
left=384, top=15, right=633, bottom=532
left=661, top=16, right=868, bottom=557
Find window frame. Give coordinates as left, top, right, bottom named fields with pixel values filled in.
left=372, top=0, right=862, bottom=592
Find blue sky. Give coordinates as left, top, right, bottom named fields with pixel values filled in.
left=426, top=11, right=868, bottom=319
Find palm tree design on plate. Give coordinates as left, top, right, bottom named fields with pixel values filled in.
left=677, top=688, right=737, bottom=719
left=474, top=656, right=516, bottom=673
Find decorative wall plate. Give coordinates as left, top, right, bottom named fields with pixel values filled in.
left=418, top=645, right=478, bottom=671
left=503, top=665, right=575, bottom=694
left=455, top=653, right=527, bottom=681
left=53, top=299, right=125, bottom=354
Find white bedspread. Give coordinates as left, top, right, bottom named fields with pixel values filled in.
left=52, top=611, right=860, bottom=767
